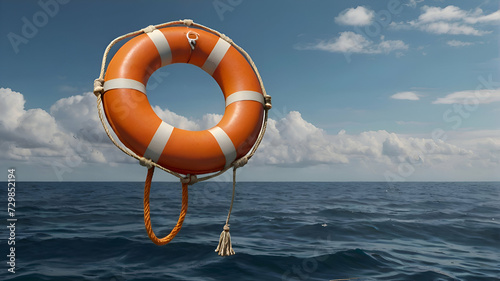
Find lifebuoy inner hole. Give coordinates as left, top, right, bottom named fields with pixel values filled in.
left=145, top=63, right=225, bottom=131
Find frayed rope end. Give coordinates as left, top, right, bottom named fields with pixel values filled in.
left=215, top=224, right=235, bottom=256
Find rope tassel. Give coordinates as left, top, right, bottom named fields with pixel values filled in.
left=215, top=224, right=234, bottom=256
left=215, top=167, right=238, bottom=256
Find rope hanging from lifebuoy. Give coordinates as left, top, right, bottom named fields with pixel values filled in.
left=143, top=167, right=189, bottom=246
left=94, top=19, right=271, bottom=256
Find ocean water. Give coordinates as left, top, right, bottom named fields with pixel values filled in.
left=1, top=181, right=499, bottom=281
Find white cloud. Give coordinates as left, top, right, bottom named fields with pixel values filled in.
left=153, top=106, right=200, bottom=130
left=390, top=91, right=421, bottom=100
left=200, top=113, right=224, bottom=130
left=0, top=88, right=66, bottom=158
left=417, top=21, right=487, bottom=36
left=446, top=40, right=473, bottom=47
left=464, top=9, right=500, bottom=24
left=256, top=111, right=349, bottom=166
left=1, top=89, right=127, bottom=169
left=299, top=5, right=411, bottom=56
left=377, top=38, right=409, bottom=54
left=418, top=5, right=500, bottom=25
left=335, top=6, right=374, bottom=26
left=388, top=21, right=411, bottom=31
left=381, top=133, right=471, bottom=160
left=418, top=5, right=466, bottom=23
left=432, top=88, right=500, bottom=104
left=307, top=31, right=371, bottom=53
left=50, top=92, right=101, bottom=134
left=0, top=88, right=25, bottom=130
left=297, top=32, right=408, bottom=55
left=152, top=106, right=222, bottom=131
left=392, top=5, right=499, bottom=36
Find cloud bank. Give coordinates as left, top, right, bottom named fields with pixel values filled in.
left=1, top=88, right=498, bottom=180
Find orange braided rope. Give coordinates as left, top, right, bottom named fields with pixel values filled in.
left=143, top=167, right=189, bottom=245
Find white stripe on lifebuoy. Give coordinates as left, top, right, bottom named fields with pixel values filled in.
left=146, top=29, right=172, bottom=67
left=202, top=38, right=231, bottom=75
left=208, top=126, right=237, bottom=168
left=226, top=91, right=264, bottom=107
left=144, top=121, right=174, bottom=162
left=103, top=78, right=146, bottom=94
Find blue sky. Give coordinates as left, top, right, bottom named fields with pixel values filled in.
left=1, top=0, right=499, bottom=181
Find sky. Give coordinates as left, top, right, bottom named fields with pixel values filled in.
left=0, top=0, right=499, bottom=182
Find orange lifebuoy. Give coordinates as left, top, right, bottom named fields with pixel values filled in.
left=102, top=26, right=265, bottom=175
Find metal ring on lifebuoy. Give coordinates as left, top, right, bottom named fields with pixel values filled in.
left=102, top=26, right=265, bottom=175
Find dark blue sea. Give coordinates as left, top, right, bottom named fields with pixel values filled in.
left=1, top=181, right=499, bottom=281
